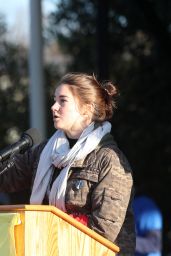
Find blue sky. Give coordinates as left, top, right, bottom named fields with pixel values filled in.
left=0, top=0, right=56, bottom=43
left=0, top=0, right=55, bottom=25
left=0, top=0, right=29, bottom=27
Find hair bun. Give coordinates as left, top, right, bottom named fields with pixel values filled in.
left=102, top=81, right=118, bottom=97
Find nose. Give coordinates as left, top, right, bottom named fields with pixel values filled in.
left=51, top=101, right=60, bottom=112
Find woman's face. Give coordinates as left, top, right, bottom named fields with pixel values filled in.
left=51, top=84, right=91, bottom=139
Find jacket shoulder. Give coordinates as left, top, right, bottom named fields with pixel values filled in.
left=97, top=133, right=132, bottom=173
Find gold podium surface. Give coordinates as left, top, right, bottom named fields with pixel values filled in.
left=0, top=204, right=119, bottom=256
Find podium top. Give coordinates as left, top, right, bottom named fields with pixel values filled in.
left=0, top=204, right=119, bottom=253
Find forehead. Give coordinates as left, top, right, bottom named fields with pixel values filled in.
left=54, top=84, right=73, bottom=97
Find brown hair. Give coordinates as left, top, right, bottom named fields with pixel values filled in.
left=57, top=73, right=118, bottom=122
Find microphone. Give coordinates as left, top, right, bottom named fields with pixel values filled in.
left=0, top=128, right=42, bottom=163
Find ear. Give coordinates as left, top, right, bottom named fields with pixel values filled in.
left=90, top=103, right=95, bottom=113
left=83, top=104, right=94, bottom=121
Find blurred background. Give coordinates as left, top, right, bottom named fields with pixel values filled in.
left=0, top=0, right=171, bottom=254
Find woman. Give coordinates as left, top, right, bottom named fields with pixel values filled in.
left=0, top=73, right=135, bottom=254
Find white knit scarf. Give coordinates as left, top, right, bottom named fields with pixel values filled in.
left=30, top=121, right=111, bottom=211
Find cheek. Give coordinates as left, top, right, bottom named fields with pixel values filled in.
left=67, top=105, right=82, bottom=117
left=70, top=111, right=82, bottom=120
left=60, top=108, right=75, bottom=120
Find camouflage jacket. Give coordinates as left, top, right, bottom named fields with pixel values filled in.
left=0, top=133, right=135, bottom=254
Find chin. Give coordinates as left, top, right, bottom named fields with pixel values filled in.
left=54, top=122, right=60, bottom=130
left=54, top=123, right=64, bottom=131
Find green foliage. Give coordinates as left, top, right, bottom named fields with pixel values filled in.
left=0, top=22, right=29, bottom=147
left=48, top=0, right=98, bottom=73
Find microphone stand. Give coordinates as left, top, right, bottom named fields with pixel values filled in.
left=0, top=158, right=15, bottom=176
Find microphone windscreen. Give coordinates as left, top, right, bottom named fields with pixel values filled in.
left=23, top=128, right=42, bottom=146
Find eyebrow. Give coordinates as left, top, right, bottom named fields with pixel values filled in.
left=54, top=95, right=69, bottom=98
left=59, top=95, right=69, bottom=98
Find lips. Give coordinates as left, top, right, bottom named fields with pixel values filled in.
left=53, top=113, right=61, bottom=120
left=53, top=115, right=59, bottom=119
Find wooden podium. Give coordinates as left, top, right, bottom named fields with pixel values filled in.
left=0, top=205, right=119, bottom=256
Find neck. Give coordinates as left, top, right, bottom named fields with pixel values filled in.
left=65, top=130, right=82, bottom=139
left=66, top=121, right=93, bottom=139
left=66, top=136, right=77, bottom=148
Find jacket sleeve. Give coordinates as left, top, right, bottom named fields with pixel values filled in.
left=88, top=147, right=134, bottom=243
left=0, top=142, right=44, bottom=193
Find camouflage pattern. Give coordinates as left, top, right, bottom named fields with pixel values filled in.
left=0, top=133, right=135, bottom=254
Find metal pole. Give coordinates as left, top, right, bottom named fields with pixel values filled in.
left=29, top=0, right=46, bottom=138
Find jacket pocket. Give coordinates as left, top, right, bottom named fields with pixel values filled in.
left=65, top=169, right=98, bottom=210
left=70, top=167, right=99, bottom=182
left=98, top=188, right=122, bottom=221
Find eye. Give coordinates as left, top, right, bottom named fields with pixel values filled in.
left=60, top=99, right=65, bottom=104
left=60, top=98, right=67, bottom=104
